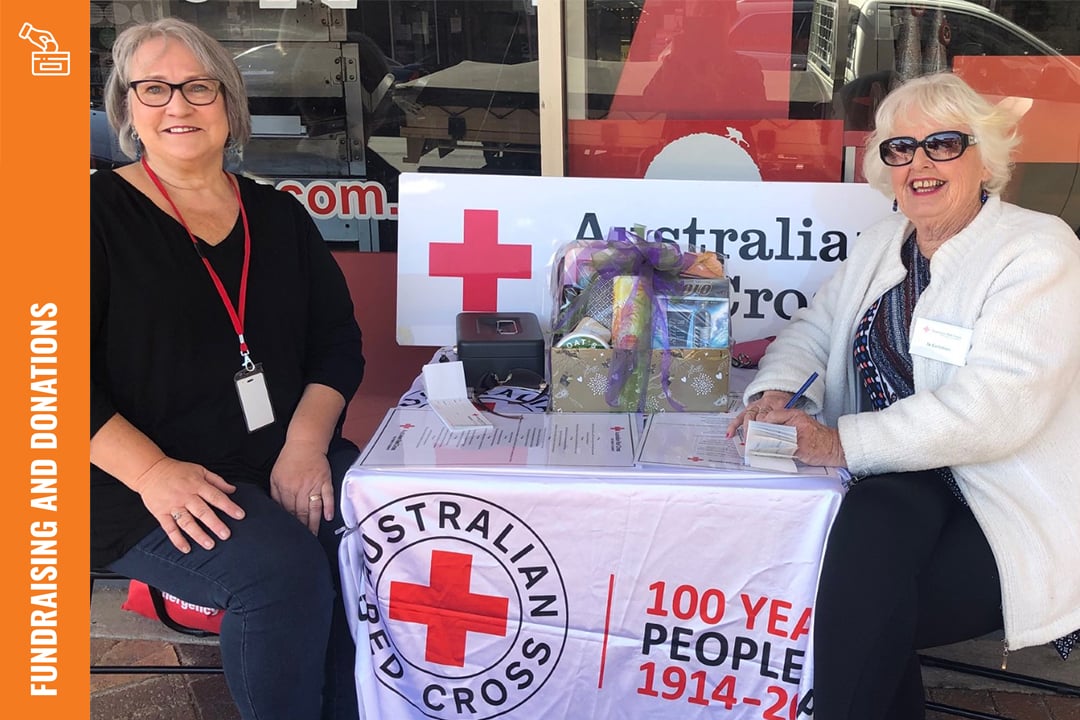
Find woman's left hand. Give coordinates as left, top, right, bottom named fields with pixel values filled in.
left=726, top=390, right=794, bottom=439
left=270, top=439, right=333, bottom=534
left=757, top=408, right=847, bottom=468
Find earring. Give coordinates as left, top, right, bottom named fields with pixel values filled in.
left=129, top=127, right=139, bottom=144
left=892, top=198, right=898, bottom=212
left=980, top=188, right=988, bottom=204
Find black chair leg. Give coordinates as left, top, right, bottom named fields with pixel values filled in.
left=921, top=655, right=1080, bottom=697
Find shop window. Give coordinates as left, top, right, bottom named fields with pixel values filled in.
left=565, top=0, right=1080, bottom=234
left=90, top=0, right=542, bottom=252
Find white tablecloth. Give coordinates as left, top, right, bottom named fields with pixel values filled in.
left=340, top=459, right=840, bottom=719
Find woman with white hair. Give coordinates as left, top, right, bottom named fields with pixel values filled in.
left=728, top=72, right=1080, bottom=718
left=91, top=18, right=364, bottom=720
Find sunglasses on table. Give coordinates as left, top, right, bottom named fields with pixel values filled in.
left=470, top=369, right=548, bottom=420
left=878, top=131, right=978, bottom=167
left=475, top=369, right=548, bottom=395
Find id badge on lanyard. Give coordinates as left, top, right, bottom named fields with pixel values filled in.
left=235, top=363, right=275, bottom=432
left=142, top=157, right=276, bottom=433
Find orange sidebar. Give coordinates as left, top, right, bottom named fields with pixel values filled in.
left=0, top=0, right=90, bottom=716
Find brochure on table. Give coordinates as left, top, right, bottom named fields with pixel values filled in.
left=359, top=407, right=639, bottom=467
left=420, top=360, right=493, bottom=431
left=742, top=419, right=799, bottom=472
left=637, top=411, right=837, bottom=477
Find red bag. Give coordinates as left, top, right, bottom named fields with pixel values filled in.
left=122, top=580, right=224, bottom=635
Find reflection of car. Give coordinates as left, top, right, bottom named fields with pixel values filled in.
left=804, top=0, right=1080, bottom=233
left=807, top=0, right=1079, bottom=119
left=732, top=0, right=815, bottom=71
left=841, top=0, right=1074, bottom=88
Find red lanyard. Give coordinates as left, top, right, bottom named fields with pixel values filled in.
left=141, top=156, right=255, bottom=371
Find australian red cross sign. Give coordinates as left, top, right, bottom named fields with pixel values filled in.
left=354, top=492, right=569, bottom=719
left=395, top=173, right=891, bottom=346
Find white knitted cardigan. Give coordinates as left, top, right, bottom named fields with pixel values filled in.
left=744, top=196, right=1080, bottom=650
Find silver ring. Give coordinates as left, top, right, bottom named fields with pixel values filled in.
left=171, top=510, right=185, bottom=521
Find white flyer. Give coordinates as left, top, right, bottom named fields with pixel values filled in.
left=421, top=361, right=493, bottom=431
left=358, top=408, right=639, bottom=467
left=637, top=412, right=832, bottom=476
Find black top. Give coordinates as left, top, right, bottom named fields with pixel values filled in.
left=90, top=169, right=364, bottom=567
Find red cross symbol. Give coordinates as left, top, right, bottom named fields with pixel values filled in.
left=429, top=209, right=532, bottom=311
left=400, top=423, right=415, bottom=429
left=389, top=549, right=509, bottom=667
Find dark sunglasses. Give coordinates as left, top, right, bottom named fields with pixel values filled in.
left=878, top=131, right=978, bottom=167
left=731, top=353, right=758, bottom=370
left=476, top=369, right=548, bottom=395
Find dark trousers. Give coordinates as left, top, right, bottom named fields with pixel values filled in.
left=108, top=441, right=360, bottom=720
left=812, top=471, right=1003, bottom=720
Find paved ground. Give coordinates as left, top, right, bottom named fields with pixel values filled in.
left=91, top=579, right=1079, bottom=719
left=921, top=639, right=1080, bottom=720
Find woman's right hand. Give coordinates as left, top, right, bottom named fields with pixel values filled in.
left=132, top=457, right=246, bottom=553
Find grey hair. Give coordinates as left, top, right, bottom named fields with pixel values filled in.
left=863, top=72, right=1020, bottom=198
left=104, top=17, right=250, bottom=160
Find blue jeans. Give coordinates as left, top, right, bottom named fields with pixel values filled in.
left=108, top=443, right=360, bottom=720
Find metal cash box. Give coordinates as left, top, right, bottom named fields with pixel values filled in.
left=455, top=312, right=545, bottom=390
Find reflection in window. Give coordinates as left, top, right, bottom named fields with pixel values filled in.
left=562, top=0, right=1079, bottom=234
left=90, top=0, right=544, bottom=251
left=566, top=0, right=842, bottom=183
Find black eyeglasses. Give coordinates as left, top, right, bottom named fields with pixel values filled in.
left=878, top=131, right=978, bottom=167
left=476, top=369, right=548, bottom=395
left=129, top=78, right=222, bottom=107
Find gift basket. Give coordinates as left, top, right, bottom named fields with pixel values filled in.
left=549, top=227, right=732, bottom=413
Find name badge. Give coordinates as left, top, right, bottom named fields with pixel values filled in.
left=909, top=318, right=973, bottom=366
left=235, top=363, right=275, bottom=432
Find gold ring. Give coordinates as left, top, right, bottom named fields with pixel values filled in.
left=309, top=494, right=322, bottom=503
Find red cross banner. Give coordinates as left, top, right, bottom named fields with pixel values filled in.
left=339, top=466, right=843, bottom=719
left=395, top=174, right=891, bottom=346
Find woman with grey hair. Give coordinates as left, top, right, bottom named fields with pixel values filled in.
left=91, top=18, right=364, bottom=720
left=728, top=72, right=1080, bottom=717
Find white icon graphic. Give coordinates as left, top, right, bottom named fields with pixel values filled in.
left=724, top=126, right=750, bottom=148
left=19, top=23, right=70, bottom=77
left=645, top=133, right=762, bottom=182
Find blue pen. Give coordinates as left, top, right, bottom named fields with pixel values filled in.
left=784, top=372, right=819, bottom=409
